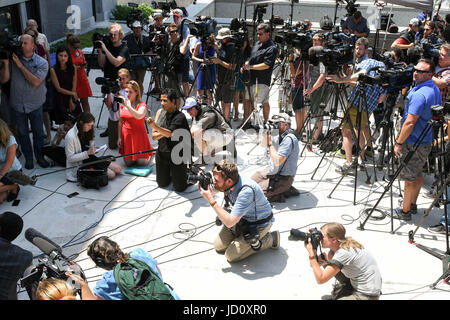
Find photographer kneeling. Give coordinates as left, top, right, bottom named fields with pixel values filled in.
left=251, top=113, right=299, bottom=203
left=304, top=222, right=382, bottom=300
left=183, top=97, right=233, bottom=164
left=198, top=160, right=280, bottom=263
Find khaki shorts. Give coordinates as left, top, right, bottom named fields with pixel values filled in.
left=342, top=105, right=369, bottom=130
left=399, top=143, right=432, bottom=181
left=245, top=84, right=270, bottom=105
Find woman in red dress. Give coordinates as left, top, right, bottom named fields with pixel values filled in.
left=117, top=80, right=153, bottom=167
left=67, top=33, right=92, bottom=113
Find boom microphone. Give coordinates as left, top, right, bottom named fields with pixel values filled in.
left=25, top=228, right=64, bottom=257
left=6, top=170, right=37, bottom=186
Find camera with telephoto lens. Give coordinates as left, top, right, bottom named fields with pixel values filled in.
left=290, top=227, right=323, bottom=250
left=92, top=32, right=112, bottom=49
left=95, top=77, right=121, bottom=95
left=0, top=29, right=21, bottom=60
left=240, top=221, right=261, bottom=251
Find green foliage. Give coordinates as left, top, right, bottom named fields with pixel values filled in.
left=111, top=3, right=153, bottom=20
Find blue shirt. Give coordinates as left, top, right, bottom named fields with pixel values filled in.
left=342, top=17, right=370, bottom=36
left=348, top=55, right=386, bottom=114
left=0, top=136, right=22, bottom=172
left=226, top=175, right=274, bottom=228
left=269, top=130, right=299, bottom=176
left=402, top=79, right=442, bottom=145
left=93, top=248, right=180, bottom=300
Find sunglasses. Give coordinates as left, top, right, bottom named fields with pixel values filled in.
left=413, top=68, right=432, bottom=74
left=213, top=163, right=230, bottom=180
left=169, top=30, right=177, bottom=34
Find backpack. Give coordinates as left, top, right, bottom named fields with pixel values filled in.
left=113, top=257, right=175, bottom=300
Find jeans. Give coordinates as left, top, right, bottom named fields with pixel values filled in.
left=14, top=107, right=45, bottom=161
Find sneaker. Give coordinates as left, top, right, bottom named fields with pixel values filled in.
left=410, top=203, right=418, bottom=215
left=335, top=162, right=355, bottom=175
left=391, top=207, right=412, bottom=221
left=428, top=224, right=448, bottom=234
left=36, top=157, right=50, bottom=168
left=271, top=231, right=280, bottom=249
left=100, top=130, right=109, bottom=138
left=423, top=189, right=437, bottom=199
left=334, top=149, right=346, bottom=159
left=25, top=158, right=34, bottom=170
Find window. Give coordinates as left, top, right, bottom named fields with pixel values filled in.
left=0, top=4, right=20, bottom=35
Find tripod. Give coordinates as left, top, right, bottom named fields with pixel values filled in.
left=326, top=82, right=375, bottom=204
left=408, top=113, right=449, bottom=288
left=358, top=116, right=439, bottom=231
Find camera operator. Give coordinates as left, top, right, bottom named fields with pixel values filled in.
left=183, top=97, right=233, bottom=164
left=241, top=23, right=277, bottom=123
left=96, top=23, right=129, bottom=81
left=172, top=8, right=191, bottom=98
left=148, top=88, right=190, bottom=192
left=251, top=113, right=300, bottom=203
left=210, top=27, right=236, bottom=122
left=149, top=10, right=166, bottom=34
left=0, top=211, right=33, bottom=300
left=304, top=222, right=381, bottom=300
left=408, top=21, right=444, bottom=65
left=289, top=47, right=309, bottom=138
left=164, top=23, right=192, bottom=103
left=327, top=37, right=386, bottom=175
left=391, top=18, right=420, bottom=55
left=304, top=33, right=328, bottom=143
left=198, top=160, right=280, bottom=263
left=392, top=59, right=442, bottom=220
left=432, top=43, right=450, bottom=102
left=9, top=33, right=50, bottom=170
left=124, top=21, right=151, bottom=95
left=341, top=11, right=370, bottom=38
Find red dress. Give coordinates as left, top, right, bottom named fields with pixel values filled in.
left=71, top=49, right=92, bottom=99
left=119, top=102, right=153, bottom=161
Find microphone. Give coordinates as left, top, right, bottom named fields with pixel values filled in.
left=6, top=170, right=37, bottom=186
left=25, top=228, right=63, bottom=256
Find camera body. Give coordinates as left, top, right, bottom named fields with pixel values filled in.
left=92, top=32, right=112, bottom=49
left=0, top=29, right=21, bottom=60
left=275, top=27, right=314, bottom=54
left=95, top=77, right=121, bottom=95
left=126, top=3, right=150, bottom=30
left=194, top=16, right=217, bottom=39
left=290, top=227, right=323, bottom=250
left=187, top=171, right=213, bottom=190
left=151, top=0, right=178, bottom=17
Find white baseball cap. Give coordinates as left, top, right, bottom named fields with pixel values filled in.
left=173, top=8, right=183, bottom=17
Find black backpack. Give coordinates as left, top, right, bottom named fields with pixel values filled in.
left=113, top=257, right=175, bottom=300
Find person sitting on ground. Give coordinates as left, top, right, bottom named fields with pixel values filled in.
left=305, top=222, right=382, bottom=300
left=65, top=112, right=121, bottom=182
left=0, top=119, right=23, bottom=203
left=67, top=236, right=180, bottom=300
left=42, top=118, right=75, bottom=167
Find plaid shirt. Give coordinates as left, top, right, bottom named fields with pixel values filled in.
left=434, top=65, right=450, bottom=102
left=349, top=55, right=386, bottom=114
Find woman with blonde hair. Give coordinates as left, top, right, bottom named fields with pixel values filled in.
left=304, top=222, right=382, bottom=300
left=117, top=80, right=153, bottom=167
left=36, top=278, right=76, bottom=300
left=0, top=119, right=22, bottom=203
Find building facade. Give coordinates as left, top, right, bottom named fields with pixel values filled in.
left=0, top=0, right=117, bottom=42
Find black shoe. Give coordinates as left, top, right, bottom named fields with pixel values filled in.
left=392, top=208, right=411, bottom=221
left=410, top=203, right=418, bottom=215
left=283, top=186, right=300, bottom=198
left=37, top=157, right=50, bottom=168
left=100, top=130, right=109, bottom=138
left=25, top=158, right=34, bottom=170
left=7, top=185, right=20, bottom=202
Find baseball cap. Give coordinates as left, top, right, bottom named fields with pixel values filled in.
left=409, top=18, right=419, bottom=26
left=152, top=10, right=163, bottom=19
left=216, top=27, right=232, bottom=40
left=182, top=97, right=198, bottom=109
left=269, top=113, right=291, bottom=124
left=173, top=8, right=183, bottom=17
left=132, top=21, right=143, bottom=28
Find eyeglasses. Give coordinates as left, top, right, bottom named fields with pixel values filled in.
left=413, top=68, right=432, bottom=74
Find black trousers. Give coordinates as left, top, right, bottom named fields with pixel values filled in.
left=155, top=150, right=188, bottom=192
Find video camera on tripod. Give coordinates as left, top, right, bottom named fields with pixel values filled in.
left=344, top=0, right=359, bottom=17
left=357, top=64, right=413, bottom=92
left=229, top=18, right=248, bottom=49
left=0, top=29, right=21, bottom=60
left=126, top=2, right=151, bottom=31
left=151, top=0, right=179, bottom=17
left=274, top=25, right=315, bottom=55
left=20, top=228, right=86, bottom=300
left=193, top=16, right=217, bottom=40
left=95, top=76, right=121, bottom=95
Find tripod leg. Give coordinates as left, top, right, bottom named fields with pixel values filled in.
left=96, top=96, right=106, bottom=128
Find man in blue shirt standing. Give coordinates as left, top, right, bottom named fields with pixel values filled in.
left=392, top=58, right=442, bottom=220
left=198, top=160, right=280, bottom=263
